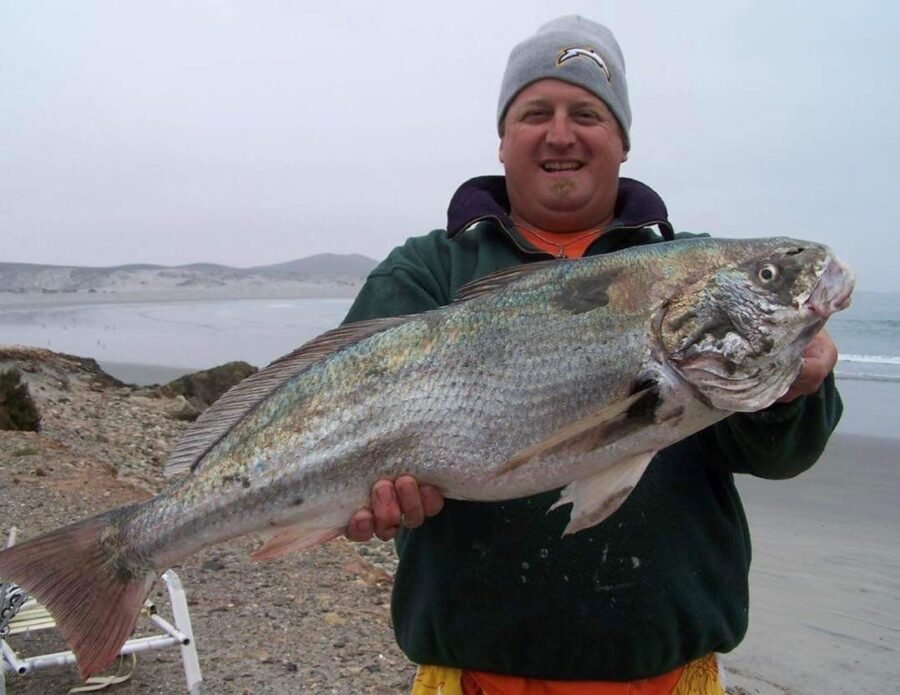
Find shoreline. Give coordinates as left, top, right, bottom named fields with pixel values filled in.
left=0, top=284, right=363, bottom=310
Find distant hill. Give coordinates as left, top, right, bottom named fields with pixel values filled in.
left=0, top=254, right=379, bottom=297
left=248, top=253, right=378, bottom=277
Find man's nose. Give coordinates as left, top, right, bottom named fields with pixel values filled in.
left=545, top=114, right=576, bottom=147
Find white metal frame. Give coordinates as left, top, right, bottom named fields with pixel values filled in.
left=1, top=529, right=203, bottom=694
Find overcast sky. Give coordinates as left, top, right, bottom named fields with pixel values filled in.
left=2, top=1, right=898, bottom=291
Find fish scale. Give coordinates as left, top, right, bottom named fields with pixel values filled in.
left=0, top=236, right=854, bottom=679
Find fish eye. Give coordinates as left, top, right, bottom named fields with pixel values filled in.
left=757, top=263, right=780, bottom=284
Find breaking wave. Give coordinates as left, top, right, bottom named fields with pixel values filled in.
left=836, top=354, right=900, bottom=382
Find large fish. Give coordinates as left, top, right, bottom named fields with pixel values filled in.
left=0, top=237, right=853, bottom=678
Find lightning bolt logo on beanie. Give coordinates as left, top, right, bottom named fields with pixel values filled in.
left=557, top=48, right=611, bottom=83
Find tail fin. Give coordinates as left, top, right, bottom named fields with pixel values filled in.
left=0, top=513, right=156, bottom=680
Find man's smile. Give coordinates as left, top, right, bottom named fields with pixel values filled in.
left=541, top=160, right=583, bottom=172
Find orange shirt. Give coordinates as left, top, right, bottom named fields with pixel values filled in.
left=515, top=225, right=604, bottom=259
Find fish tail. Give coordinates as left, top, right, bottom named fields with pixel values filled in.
left=0, top=512, right=157, bottom=680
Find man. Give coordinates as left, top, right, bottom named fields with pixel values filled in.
left=343, top=16, right=841, bottom=694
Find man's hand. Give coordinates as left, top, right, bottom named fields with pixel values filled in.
left=345, top=476, right=445, bottom=542
left=776, top=329, right=838, bottom=403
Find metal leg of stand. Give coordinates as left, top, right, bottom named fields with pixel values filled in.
left=161, top=571, right=203, bottom=694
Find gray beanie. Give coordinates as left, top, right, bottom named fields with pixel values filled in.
left=497, top=16, right=631, bottom=149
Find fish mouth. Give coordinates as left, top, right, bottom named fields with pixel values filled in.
left=804, top=257, right=855, bottom=319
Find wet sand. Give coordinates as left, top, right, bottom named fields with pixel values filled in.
left=723, top=432, right=900, bottom=694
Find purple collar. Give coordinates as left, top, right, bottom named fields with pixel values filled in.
left=446, top=175, right=674, bottom=240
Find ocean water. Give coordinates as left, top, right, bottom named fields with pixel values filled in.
left=0, top=297, right=354, bottom=376
left=0, top=291, right=897, bottom=436
left=826, top=291, right=900, bottom=382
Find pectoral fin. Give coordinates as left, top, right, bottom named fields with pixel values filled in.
left=494, top=386, right=659, bottom=477
left=550, top=452, right=655, bottom=536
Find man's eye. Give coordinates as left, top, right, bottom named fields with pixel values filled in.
left=574, top=111, right=601, bottom=122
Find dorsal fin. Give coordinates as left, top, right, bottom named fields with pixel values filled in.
left=453, top=259, right=566, bottom=303
left=163, top=315, right=410, bottom=477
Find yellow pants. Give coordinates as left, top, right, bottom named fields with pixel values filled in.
left=411, top=654, right=725, bottom=695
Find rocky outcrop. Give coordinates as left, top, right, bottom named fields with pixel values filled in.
left=0, top=346, right=258, bottom=426
left=152, top=361, right=258, bottom=420
left=0, top=346, right=126, bottom=391
left=0, top=349, right=263, bottom=486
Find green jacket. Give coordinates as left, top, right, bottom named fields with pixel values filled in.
left=344, top=176, right=842, bottom=680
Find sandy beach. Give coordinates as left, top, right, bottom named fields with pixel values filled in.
left=721, top=431, right=900, bottom=694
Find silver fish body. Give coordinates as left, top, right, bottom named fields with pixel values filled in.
left=0, top=236, right=854, bottom=678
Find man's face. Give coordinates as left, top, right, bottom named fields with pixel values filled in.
left=499, top=79, right=627, bottom=232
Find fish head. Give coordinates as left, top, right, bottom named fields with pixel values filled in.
left=659, top=238, right=855, bottom=412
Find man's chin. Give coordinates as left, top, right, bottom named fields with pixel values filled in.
left=538, top=192, right=592, bottom=213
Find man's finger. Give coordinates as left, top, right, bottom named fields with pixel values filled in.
left=346, top=509, right=375, bottom=542
left=420, top=485, right=445, bottom=518
left=801, top=329, right=837, bottom=366
left=395, top=476, right=425, bottom=528
left=776, top=329, right=839, bottom=404
left=372, top=480, right=402, bottom=540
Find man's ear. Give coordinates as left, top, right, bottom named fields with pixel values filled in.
left=621, top=150, right=629, bottom=163
left=498, top=137, right=506, bottom=165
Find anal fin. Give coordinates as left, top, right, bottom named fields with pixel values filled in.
left=550, top=451, right=655, bottom=536
left=250, top=524, right=342, bottom=561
